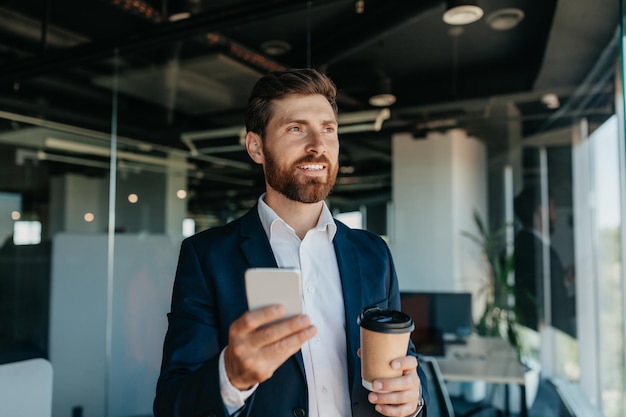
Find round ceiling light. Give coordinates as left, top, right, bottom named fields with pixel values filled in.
left=369, top=93, right=397, bottom=107
left=260, top=40, right=292, bottom=56
left=443, top=5, right=484, bottom=25
left=486, top=8, right=525, bottom=30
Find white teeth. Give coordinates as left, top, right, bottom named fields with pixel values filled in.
left=299, top=164, right=324, bottom=170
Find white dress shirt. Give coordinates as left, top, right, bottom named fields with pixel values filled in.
left=219, top=195, right=351, bottom=416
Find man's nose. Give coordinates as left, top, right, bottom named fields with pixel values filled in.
left=305, top=131, right=326, bottom=154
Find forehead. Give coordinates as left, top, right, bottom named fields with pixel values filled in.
left=269, top=94, right=337, bottom=124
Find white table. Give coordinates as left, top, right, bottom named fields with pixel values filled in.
left=436, top=336, right=528, bottom=417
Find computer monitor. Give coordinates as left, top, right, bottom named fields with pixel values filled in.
left=401, top=292, right=473, bottom=344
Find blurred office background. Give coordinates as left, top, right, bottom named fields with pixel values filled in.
left=0, top=0, right=624, bottom=416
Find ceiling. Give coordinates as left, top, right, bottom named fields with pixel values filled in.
left=0, top=0, right=620, bottom=218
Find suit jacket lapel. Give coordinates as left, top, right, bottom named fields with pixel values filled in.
left=333, top=224, right=363, bottom=396
left=238, top=207, right=307, bottom=379
left=239, top=207, right=278, bottom=268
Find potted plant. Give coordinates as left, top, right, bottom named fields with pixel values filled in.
left=461, top=209, right=520, bottom=357
left=462, top=210, right=541, bottom=413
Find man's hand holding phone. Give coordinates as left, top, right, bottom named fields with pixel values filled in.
left=224, top=268, right=314, bottom=390
left=224, top=305, right=316, bottom=390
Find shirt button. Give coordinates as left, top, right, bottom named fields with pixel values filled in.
left=322, top=386, right=328, bottom=394
left=308, top=286, right=315, bottom=293
left=315, top=337, right=321, bottom=344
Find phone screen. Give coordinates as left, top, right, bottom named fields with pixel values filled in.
left=245, top=268, right=303, bottom=318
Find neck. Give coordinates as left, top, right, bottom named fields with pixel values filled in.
left=264, top=190, right=324, bottom=239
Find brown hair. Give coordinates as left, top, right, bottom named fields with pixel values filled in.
left=244, top=68, right=338, bottom=138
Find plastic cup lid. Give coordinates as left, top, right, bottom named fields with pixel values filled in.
left=357, top=307, right=415, bottom=334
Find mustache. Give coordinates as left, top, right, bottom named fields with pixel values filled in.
left=294, top=155, right=334, bottom=165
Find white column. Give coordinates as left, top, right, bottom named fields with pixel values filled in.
left=390, top=129, right=487, bottom=293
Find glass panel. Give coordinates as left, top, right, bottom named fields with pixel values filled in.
left=1, top=1, right=624, bottom=416
left=0, top=57, right=118, bottom=417
left=590, top=115, right=624, bottom=417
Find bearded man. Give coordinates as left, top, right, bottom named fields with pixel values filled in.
left=154, top=68, right=428, bottom=417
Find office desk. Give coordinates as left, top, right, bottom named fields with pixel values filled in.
left=436, top=336, right=528, bottom=417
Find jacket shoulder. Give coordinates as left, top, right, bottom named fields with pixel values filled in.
left=335, top=219, right=388, bottom=246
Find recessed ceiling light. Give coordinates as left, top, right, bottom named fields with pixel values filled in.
left=443, top=3, right=484, bottom=26
left=260, top=40, right=291, bottom=56
left=486, top=8, right=525, bottom=30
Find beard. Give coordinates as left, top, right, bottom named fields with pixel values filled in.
left=263, top=147, right=338, bottom=204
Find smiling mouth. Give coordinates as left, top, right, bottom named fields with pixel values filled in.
left=297, top=164, right=325, bottom=171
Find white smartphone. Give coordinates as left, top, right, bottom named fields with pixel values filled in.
left=245, top=267, right=303, bottom=319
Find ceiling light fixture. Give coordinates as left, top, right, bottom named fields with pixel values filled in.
left=355, top=0, right=365, bottom=14
left=44, top=137, right=197, bottom=170
left=369, top=93, right=396, bottom=107
left=486, top=8, right=524, bottom=31
left=369, top=72, right=396, bottom=107
left=260, top=40, right=291, bottom=56
left=443, top=0, right=484, bottom=25
left=168, top=12, right=191, bottom=22
left=541, top=93, right=560, bottom=110
left=339, top=108, right=391, bottom=133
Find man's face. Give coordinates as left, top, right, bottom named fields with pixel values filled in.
left=259, top=94, right=339, bottom=204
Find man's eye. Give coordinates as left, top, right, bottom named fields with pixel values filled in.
left=288, top=126, right=301, bottom=132
left=323, top=126, right=336, bottom=133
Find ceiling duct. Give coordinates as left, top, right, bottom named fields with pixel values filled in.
left=0, top=6, right=89, bottom=49
left=0, top=0, right=339, bottom=84
left=107, top=0, right=162, bottom=22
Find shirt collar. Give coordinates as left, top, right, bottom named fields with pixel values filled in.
left=257, top=193, right=337, bottom=243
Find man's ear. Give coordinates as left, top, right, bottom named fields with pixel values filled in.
left=245, top=132, right=264, bottom=164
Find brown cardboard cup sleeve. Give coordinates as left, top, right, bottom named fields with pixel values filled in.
left=358, top=307, right=415, bottom=391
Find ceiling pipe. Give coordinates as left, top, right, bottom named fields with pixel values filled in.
left=106, top=0, right=163, bottom=22
left=0, top=6, right=89, bottom=49
left=0, top=0, right=344, bottom=85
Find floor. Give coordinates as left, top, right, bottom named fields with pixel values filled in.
left=450, top=378, right=563, bottom=417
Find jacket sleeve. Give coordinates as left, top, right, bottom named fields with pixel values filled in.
left=154, top=237, right=242, bottom=417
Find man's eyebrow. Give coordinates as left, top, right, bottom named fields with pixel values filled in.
left=277, top=118, right=338, bottom=125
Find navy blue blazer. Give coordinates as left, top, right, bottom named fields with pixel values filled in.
left=154, top=206, right=428, bottom=417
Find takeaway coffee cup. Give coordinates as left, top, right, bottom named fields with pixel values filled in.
left=358, top=307, right=415, bottom=391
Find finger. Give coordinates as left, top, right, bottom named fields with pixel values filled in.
left=370, top=401, right=419, bottom=417
left=225, top=322, right=317, bottom=389
left=228, top=314, right=314, bottom=372
left=261, top=323, right=317, bottom=362
left=231, top=305, right=286, bottom=335
left=389, top=355, right=418, bottom=372
left=247, top=314, right=314, bottom=348
left=241, top=324, right=317, bottom=384
left=370, top=369, right=420, bottom=394
left=367, top=373, right=421, bottom=417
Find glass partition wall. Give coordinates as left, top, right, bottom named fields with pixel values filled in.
left=0, top=2, right=625, bottom=417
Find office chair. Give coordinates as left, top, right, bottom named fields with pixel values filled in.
left=448, top=388, right=501, bottom=417
left=0, top=358, right=53, bottom=417
left=419, top=356, right=456, bottom=417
